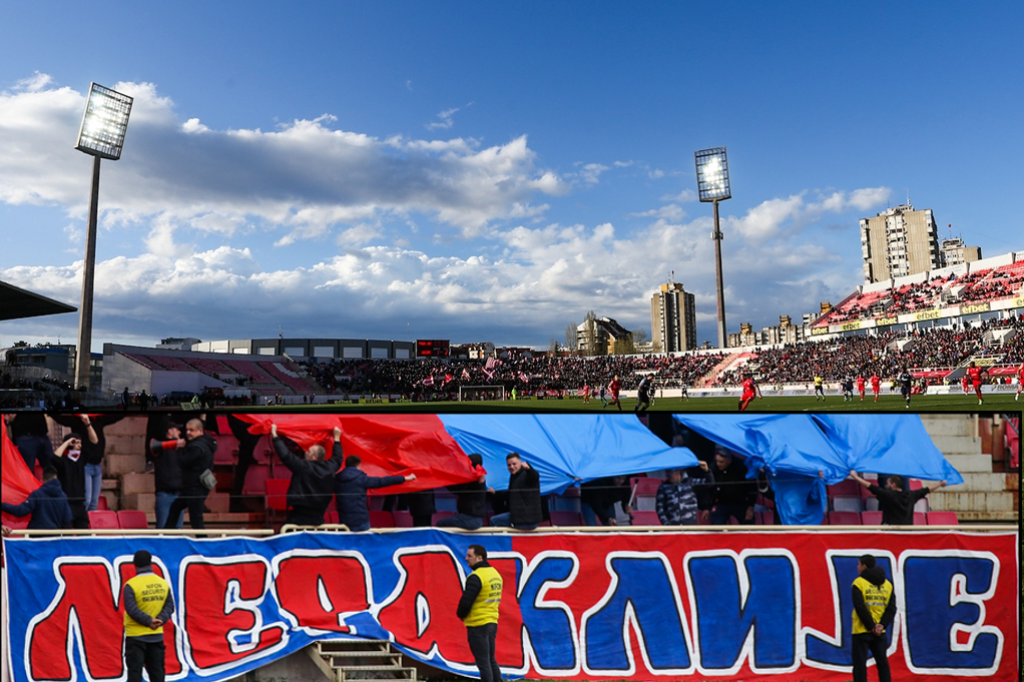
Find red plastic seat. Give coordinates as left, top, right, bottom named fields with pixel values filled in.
left=630, top=477, right=661, bottom=496
left=826, top=480, right=861, bottom=498
left=116, top=510, right=148, bottom=529
left=430, top=511, right=455, bottom=526
left=827, top=511, right=862, bottom=526
left=926, top=511, right=959, bottom=525
left=325, top=510, right=339, bottom=524
left=392, top=510, right=414, bottom=527
left=630, top=511, right=661, bottom=526
left=88, top=510, right=119, bottom=529
left=265, top=479, right=290, bottom=512
left=96, top=494, right=110, bottom=511
left=913, top=512, right=927, bottom=525
left=370, top=511, right=395, bottom=528
left=861, top=511, right=883, bottom=525
left=549, top=511, right=584, bottom=526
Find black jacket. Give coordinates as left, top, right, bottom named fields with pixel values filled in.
left=1, top=478, right=73, bottom=529
left=149, top=439, right=183, bottom=493
left=869, top=483, right=930, bottom=525
left=507, top=466, right=542, bottom=526
left=273, top=437, right=342, bottom=515
left=334, top=466, right=405, bottom=529
left=178, top=433, right=217, bottom=490
left=456, top=559, right=493, bottom=620
left=851, top=565, right=896, bottom=630
left=447, top=480, right=487, bottom=518
left=712, top=458, right=757, bottom=509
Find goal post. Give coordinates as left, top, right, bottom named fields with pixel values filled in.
left=458, top=385, right=506, bottom=401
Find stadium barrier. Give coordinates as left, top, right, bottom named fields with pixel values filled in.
left=2, top=526, right=1017, bottom=682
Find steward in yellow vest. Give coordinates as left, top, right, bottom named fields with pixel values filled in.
left=850, top=554, right=895, bottom=682
left=123, top=550, right=175, bottom=682
left=457, top=545, right=503, bottom=682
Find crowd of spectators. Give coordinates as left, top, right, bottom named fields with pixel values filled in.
left=301, top=352, right=727, bottom=396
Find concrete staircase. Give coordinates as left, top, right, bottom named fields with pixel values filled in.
left=306, top=640, right=417, bottom=682
left=920, top=415, right=1019, bottom=522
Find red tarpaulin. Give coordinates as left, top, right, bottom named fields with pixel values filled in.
left=2, top=419, right=42, bottom=526
left=235, top=414, right=484, bottom=494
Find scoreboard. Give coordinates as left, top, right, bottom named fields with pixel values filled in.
left=416, top=339, right=450, bottom=357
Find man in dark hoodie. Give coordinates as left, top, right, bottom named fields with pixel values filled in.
left=438, top=453, right=488, bottom=530
left=335, top=456, right=415, bottom=531
left=162, top=419, right=217, bottom=530
left=849, top=472, right=946, bottom=525
left=52, top=426, right=96, bottom=528
left=851, top=554, right=896, bottom=682
left=149, top=420, right=184, bottom=529
left=489, top=453, right=542, bottom=530
left=270, top=423, right=343, bottom=525
left=2, top=467, right=73, bottom=529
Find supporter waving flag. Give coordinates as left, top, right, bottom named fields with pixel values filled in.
left=2, top=418, right=42, bottom=524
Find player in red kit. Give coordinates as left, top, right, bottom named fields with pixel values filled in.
left=738, top=373, right=761, bottom=412
left=856, top=376, right=866, bottom=401
left=966, top=361, right=986, bottom=405
left=607, top=375, right=622, bottom=411
left=1016, top=363, right=1024, bottom=401
left=960, top=373, right=970, bottom=395
left=582, top=384, right=591, bottom=404
left=870, top=374, right=881, bottom=402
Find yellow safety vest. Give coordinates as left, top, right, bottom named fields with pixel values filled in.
left=124, top=573, right=171, bottom=637
left=851, top=576, right=893, bottom=635
left=464, top=565, right=503, bottom=627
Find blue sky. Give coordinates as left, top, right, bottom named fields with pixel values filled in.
left=2, top=2, right=1022, bottom=352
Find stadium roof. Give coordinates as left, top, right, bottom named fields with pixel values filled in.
left=0, top=281, right=77, bottom=321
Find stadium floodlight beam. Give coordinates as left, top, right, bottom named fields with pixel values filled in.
left=694, top=146, right=731, bottom=349
left=74, top=83, right=133, bottom=392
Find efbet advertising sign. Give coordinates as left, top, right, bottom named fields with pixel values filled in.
left=2, top=529, right=1018, bottom=682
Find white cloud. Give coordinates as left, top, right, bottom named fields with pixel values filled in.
left=660, top=188, right=698, bottom=203
left=728, top=188, right=891, bottom=244
left=0, top=77, right=563, bottom=241
left=426, top=107, right=460, bottom=130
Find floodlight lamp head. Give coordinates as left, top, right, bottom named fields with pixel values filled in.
left=75, top=83, right=133, bottom=160
left=694, top=146, right=731, bottom=202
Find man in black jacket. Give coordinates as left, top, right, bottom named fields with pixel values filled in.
left=1, top=467, right=73, bottom=529
left=707, top=449, right=757, bottom=525
left=270, top=423, right=343, bottom=525
left=149, top=420, right=184, bottom=529
left=489, top=453, right=541, bottom=530
left=438, top=453, right=488, bottom=530
left=162, top=419, right=217, bottom=530
left=849, top=472, right=946, bottom=525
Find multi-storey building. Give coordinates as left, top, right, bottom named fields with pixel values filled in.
left=860, top=203, right=941, bottom=282
left=650, top=281, right=697, bottom=352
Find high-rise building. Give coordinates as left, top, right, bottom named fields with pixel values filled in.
left=650, top=282, right=696, bottom=353
left=939, top=237, right=982, bottom=267
left=860, top=203, right=941, bottom=283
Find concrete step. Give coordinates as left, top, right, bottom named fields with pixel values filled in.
left=930, top=434, right=984, bottom=455
left=953, top=511, right=1018, bottom=523
left=327, top=653, right=402, bottom=665
left=927, top=491, right=1016, bottom=513
left=921, top=414, right=976, bottom=437
left=319, top=641, right=391, bottom=653
left=953, top=473, right=1014, bottom=492
left=945, top=453, right=993, bottom=473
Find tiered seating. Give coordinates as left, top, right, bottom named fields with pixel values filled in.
left=88, top=510, right=119, bottom=529
left=144, top=354, right=197, bottom=372
left=630, top=510, right=661, bottom=526
left=223, top=359, right=281, bottom=387
left=959, top=262, right=1024, bottom=303
left=121, top=353, right=165, bottom=371
left=117, top=510, right=148, bottom=529
left=259, top=362, right=318, bottom=393
left=630, top=476, right=660, bottom=512
left=926, top=511, right=959, bottom=525
left=370, top=511, right=396, bottom=528
left=182, top=356, right=236, bottom=377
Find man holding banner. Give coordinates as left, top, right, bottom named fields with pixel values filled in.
left=123, top=550, right=174, bottom=682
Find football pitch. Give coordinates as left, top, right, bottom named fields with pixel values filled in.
left=248, top=392, right=1022, bottom=413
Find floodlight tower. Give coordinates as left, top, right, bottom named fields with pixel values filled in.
left=73, top=83, right=133, bottom=391
left=694, top=146, right=731, bottom=349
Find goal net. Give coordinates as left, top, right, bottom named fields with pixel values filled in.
left=458, top=385, right=506, bottom=401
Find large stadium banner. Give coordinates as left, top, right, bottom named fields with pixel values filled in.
left=2, top=529, right=1018, bottom=682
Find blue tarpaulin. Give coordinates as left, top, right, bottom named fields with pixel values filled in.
left=439, top=414, right=698, bottom=494
left=671, top=414, right=964, bottom=525
left=811, top=415, right=965, bottom=485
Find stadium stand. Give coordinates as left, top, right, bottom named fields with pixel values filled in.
left=926, top=511, right=959, bottom=525
left=370, top=511, right=396, bottom=528
left=861, top=511, right=883, bottom=526
left=630, top=510, right=661, bottom=525
left=392, top=511, right=414, bottom=527
left=827, top=511, right=862, bottom=526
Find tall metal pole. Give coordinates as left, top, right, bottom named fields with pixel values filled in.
left=712, top=199, right=727, bottom=348
left=75, top=155, right=101, bottom=391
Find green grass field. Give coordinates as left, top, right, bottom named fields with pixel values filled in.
left=238, top=392, right=1021, bottom=413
